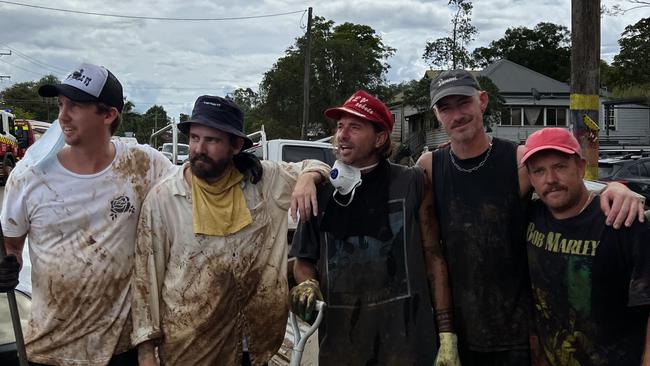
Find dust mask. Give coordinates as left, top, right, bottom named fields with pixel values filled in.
left=329, top=160, right=378, bottom=206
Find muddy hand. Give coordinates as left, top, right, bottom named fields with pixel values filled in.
left=0, top=254, right=20, bottom=293
left=290, top=278, right=323, bottom=322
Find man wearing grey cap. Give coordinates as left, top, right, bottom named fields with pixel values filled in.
left=130, top=95, right=330, bottom=366
left=416, top=70, right=646, bottom=365
left=0, top=62, right=175, bottom=365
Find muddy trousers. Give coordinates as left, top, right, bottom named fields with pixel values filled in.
left=28, top=348, right=138, bottom=366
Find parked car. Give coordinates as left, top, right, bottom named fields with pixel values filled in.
left=598, top=155, right=650, bottom=206
left=160, top=143, right=189, bottom=165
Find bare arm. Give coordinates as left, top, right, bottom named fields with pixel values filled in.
left=4, top=235, right=27, bottom=266
left=293, top=257, right=318, bottom=284
left=416, top=152, right=454, bottom=332
left=137, top=340, right=158, bottom=366
left=641, top=316, right=650, bottom=366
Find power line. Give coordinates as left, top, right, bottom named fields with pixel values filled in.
left=0, top=58, right=45, bottom=76
left=0, top=42, right=68, bottom=74
left=0, top=1, right=306, bottom=21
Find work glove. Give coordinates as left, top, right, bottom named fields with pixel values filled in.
left=234, top=151, right=263, bottom=184
left=0, top=255, right=20, bottom=293
left=435, top=332, right=461, bottom=366
left=290, top=278, right=323, bottom=322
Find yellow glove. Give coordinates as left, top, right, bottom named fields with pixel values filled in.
left=289, top=278, right=323, bottom=322
left=435, top=332, right=461, bottom=366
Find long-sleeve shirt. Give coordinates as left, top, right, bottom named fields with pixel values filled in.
left=131, top=159, right=330, bottom=366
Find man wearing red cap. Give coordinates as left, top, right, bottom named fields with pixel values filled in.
left=417, top=70, right=646, bottom=365
left=522, top=128, right=650, bottom=366
left=289, top=90, right=453, bottom=365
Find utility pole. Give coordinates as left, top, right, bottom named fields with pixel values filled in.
left=300, top=7, right=313, bottom=140
left=570, top=0, right=601, bottom=180
left=0, top=50, right=11, bottom=80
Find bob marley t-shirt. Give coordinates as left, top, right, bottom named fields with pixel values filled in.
left=526, top=196, right=650, bottom=366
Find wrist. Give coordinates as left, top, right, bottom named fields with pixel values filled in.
left=435, top=308, right=455, bottom=332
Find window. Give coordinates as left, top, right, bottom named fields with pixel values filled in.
left=605, top=107, right=616, bottom=131
left=282, top=145, right=335, bottom=166
left=500, top=107, right=567, bottom=126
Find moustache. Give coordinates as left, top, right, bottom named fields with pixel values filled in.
left=543, top=185, right=567, bottom=196
left=190, top=154, right=214, bottom=164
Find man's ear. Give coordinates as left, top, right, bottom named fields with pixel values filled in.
left=232, top=136, right=245, bottom=155
left=375, top=130, right=388, bottom=148
left=578, top=157, right=587, bottom=178
left=103, top=107, right=119, bottom=125
left=478, top=90, right=489, bottom=112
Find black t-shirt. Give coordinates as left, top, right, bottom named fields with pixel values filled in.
left=527, top=196, right=650, bottom=366
left=290, top=162, right=437, bottom=366
left=432, top=138, right=532, bottom=351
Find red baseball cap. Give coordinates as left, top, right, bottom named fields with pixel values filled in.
left=521, top=128, right=583, bottom=165
left=325, top=90, right=394, bottom=133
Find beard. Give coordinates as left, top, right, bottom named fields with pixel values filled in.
left=190, top=153, right=231, bottom=180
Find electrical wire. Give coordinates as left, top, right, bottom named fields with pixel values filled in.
left=0, top=42, right=68, bottom=74
left=0, top=1, right=305, bottom=21
left=0, top=58, right=45, bottom=76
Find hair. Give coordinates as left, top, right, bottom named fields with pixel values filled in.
left=95, top=102, right=122, bottom=134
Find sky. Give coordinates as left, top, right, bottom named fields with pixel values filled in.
left=0, top=0, right=647, bottom=121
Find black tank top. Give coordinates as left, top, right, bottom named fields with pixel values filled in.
left=432, top=137, right=532, bottom=351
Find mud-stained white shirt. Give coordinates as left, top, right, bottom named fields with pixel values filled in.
left=0, top=141, right=174, bottom=366
left=131, top=160, right=330, bottom=366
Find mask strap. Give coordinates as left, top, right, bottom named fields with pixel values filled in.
left=332, top=180, right=362, bottom=207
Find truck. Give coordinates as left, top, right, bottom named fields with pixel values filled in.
left=13, top=119, right=52, bottom=163
left=246, top=126, right=335, bottom=242
left=0, top=110, right=20, bottom=184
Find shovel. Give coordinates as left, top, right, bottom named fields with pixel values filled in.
left=0, top=225, right=28, bottom=366
left=289, top=300, right=326, bottom=366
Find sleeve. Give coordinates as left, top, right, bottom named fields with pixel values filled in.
left=289, top=189, right=329, bottom=262
left=626, top=221, right=650, bottom=307
left=130, top=188, right=169, bottom=346
left=264, top=159, right=330, bottom=211
left=145, top=145, right=176, bottom=183
left=0, top=169, right=30, bottom=237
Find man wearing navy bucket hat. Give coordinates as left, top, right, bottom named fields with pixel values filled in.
left=0, top=62, right=176, bottom=366
left=130, top=95, right=330, bottom=365
left=290, top=90, right=455, bottom=365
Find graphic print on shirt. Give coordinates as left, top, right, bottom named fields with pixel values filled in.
left=324, top=199, right=409, bottom=308
left=109, top=195, right=135, bottom=220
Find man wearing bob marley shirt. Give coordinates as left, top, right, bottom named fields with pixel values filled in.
left=522, top=128, right=650, bottom=366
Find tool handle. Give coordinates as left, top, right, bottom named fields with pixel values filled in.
left=289, top=300, right=326, bottom=366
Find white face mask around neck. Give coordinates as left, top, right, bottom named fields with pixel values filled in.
left=329, top=160, right=379, bottom=206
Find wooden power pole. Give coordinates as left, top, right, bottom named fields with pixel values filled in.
left=571, top=0, right=601, bottom=180
left=300, top=7, right=313, bottom=140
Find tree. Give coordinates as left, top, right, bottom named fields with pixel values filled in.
left=603, top=0, right=650, bottom=15
left=0, top=75, right=60, bottom=122
left=609, top=17, right=650, bottom=88
left=476, top=76, right=506, bottom=127
left=115, top=100, right=141, bottom=139
left=259, top=16, right=395, bottom=139
left=423, top=0, right=477, bottom=69
left=472, top=23, right=572, bottom=82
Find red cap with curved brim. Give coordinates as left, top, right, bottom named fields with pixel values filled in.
left=325, top=90, right=394, bottom=133
left=521, top=128, right=583, bottom=165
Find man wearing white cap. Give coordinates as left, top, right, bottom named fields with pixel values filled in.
left=0, top=62, right=176, bottom=366
left=522, top=128, right=650, bottom=366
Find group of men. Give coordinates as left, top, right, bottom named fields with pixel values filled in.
left=0, top=61, right=647, bottom=366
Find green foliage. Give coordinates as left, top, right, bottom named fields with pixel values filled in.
left=610, top=17, right=650, bottom=88
left=476, top=76, right=506, bottom=126
left=472, top=22, right=571, bottom=82
left=7, top=106, right=35, bottom=120
left=259, top=16, right=395, bottom=139
left=611, top=83, right=650, bottom=101
left=423, top=0, right=477, bottom=69
left=0, top=75, right=61, bottom=122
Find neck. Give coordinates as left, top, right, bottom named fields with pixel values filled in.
left=450, top=134, right=492, bottom=159
left=58, top=140, right=115, bottom=174
left=549, top=187, right=592, bottom=220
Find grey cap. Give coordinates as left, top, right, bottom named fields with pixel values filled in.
left=429, top=69, right=481, bottom=108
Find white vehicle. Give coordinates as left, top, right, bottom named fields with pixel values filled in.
left=160, top=143, right=189, bottom=165
left=246, top=126, right=335, bottom=241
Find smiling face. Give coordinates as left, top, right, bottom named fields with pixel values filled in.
left=57, top=95, right=115, bottom=146
left=433, top=91, right=488, bottom=145
left=526, top=149, right=589, bottom=218
left=333, top=115, right=387, bottom=168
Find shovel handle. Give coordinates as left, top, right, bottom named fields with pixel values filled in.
left=0, top=225, right=28, bottom=366
left=290, top=300, right=326, bottom=366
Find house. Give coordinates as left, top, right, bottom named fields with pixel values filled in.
left=389, top=59, right=650, bottom=159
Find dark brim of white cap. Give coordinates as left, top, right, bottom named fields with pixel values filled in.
left=38, top=84, right=97, bottom=103
left=430, top=86, right=479, bottom=109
